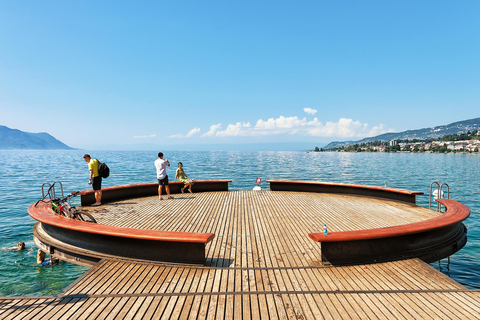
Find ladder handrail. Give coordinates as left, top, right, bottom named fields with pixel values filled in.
left=52, top=181, right=65, bottom=199
left=41, top=181, right=64, bottom=200
left=41, top=182, right=53, bottom=199
left=440, top=183, right=450, bottom=199
left=439, top=183, right=450, bottom=213
left=430, top=181, right=450, bottom=213
left=429, top=181, right=440, bottom=211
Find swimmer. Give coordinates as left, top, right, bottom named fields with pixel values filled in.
left=36, top=249, right=60, bottom=266
left=3, top=241, right=33, bottom=252
left=36, top=249, right=46, bottom=264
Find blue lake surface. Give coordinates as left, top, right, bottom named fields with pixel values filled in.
left=0, top=150, right=479, bottom=296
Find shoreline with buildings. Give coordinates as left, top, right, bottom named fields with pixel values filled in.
left=317, top=131, right=480, bottom=153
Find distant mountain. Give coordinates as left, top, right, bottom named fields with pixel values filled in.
left=324, top=117, right=480, bottom=149
left=0, top=125, right=74, bottom=150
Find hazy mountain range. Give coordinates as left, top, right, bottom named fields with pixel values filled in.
left=0, top=125, right=73, bottom=150
left=324, top=117, right=480, bottom=149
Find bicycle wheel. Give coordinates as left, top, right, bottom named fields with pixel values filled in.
left=62, top=204, right=73, bottom=219
left=75, top=211, right=97, bottom=223
left=61, top=208, right=73, bottom=219
left=53, top=202, right=70, bottom=218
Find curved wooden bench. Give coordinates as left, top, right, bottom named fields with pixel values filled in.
left=78, top=180, right=232, bottom=206
left=308, top=199, right=470, bottom=265
left=268, top=180, right=423, bottom=203
left=309, top=199, right=469, bottom=242
left=28, top=199, right=215, bottom=265
left=29, top=201, right=215, bottom=243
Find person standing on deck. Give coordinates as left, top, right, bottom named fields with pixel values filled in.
left=155, top=152, right=174, bottom=200
left=83, top=154, right=102, bottom=206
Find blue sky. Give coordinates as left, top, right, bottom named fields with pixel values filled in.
left=1, top=1, right=479, bottom=150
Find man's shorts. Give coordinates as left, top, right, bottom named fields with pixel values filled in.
left=92, top=176, right=102, bottom=191
left=158, top=175, right=169, bottom=186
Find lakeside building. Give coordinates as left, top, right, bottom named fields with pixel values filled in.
left=407, top=140, right=480, bottom=152
left=330, top=139, right=480, bottom=153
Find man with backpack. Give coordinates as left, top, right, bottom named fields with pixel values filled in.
left=83, top=154, right=102, bottom=206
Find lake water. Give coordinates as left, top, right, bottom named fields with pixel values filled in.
left=0, top=150, right=479, bottom=296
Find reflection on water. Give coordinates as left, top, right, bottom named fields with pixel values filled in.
left=0, top=150, right=478, bottom=295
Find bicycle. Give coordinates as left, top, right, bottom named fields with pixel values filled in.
left=50, top=192, right=97, bottom=223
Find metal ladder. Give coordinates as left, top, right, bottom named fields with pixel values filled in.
left=42, top=181, right=64, bottom=200
left=429, top=181, right=450, bottom=212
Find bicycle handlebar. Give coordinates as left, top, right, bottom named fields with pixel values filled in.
left=38, top=191, right=80, bottom=206
left=59, top=192, right=80, bottom=203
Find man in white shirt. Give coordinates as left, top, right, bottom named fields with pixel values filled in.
left=154, top=152, right=173, bottom=200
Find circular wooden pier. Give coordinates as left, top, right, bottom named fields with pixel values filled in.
left=29, top=180, right=469, bottom=267
left=13, top=181, right=478, bottom=319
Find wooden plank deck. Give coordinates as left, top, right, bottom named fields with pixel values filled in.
left=84, top=190, right=442, bottom=268
left=3, top=190, right=479, bottom=319
left=1, top=259, right=478, bottom=319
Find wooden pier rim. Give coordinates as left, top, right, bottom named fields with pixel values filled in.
left=267, top=180, right=470, bottom=265
left=267, top=180, right=424, bottom=203
left=28, top=201, right=215, bottom=244
left=27, top=180, right=232, bottom=265
left=309, top=199, right=470, bottom=242
left=310, top=199, right=469, bottom=265
left=310, top=199, right=470, bottom=264
left=78, top=180, right=231, bottom=206
left=28, top=201, right=214, bottom=265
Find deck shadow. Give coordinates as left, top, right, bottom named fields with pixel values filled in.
left=205, top=258, right=235, bottom=268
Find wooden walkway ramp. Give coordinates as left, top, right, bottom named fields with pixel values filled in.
left=1, top=258, right=479, bottom=319
left=3, top=190, right=479, bottom=319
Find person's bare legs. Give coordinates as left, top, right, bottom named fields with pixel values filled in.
left=158, top=185, right=163, bottom=200
left=184, top=182, right=192, bottom=193
left=95, top=190, right=102, bottom=204
left=166, top=185, right=173, bottom=199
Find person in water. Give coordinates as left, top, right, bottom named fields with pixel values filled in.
left=37, top=249, right=59, bottom=266
left=155, top=152, right=174, bottom=200
left=4, top=241, right=32, bottom=252
left=83, top=154, right=102, bottom=206
left=174, top=162, right=194, bottom=193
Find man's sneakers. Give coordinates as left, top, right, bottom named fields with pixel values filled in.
left=92, top=202, right=101, bottom=206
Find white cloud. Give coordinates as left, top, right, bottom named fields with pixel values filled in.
left=306, top=118, right=392, bottom=138
left=255, top=116, right=307, bottom=130
left=204, top=116, right=392, bottom=138
left=169, top=111, right=392, bottom=140
left=336, top=118, right=363, bottom=137
left=215, top=122, right=251, bottom=137
left=202, top=123, right=222, bottom=137
left=186, top=127, right=201, bottom=137
left=133, top=134, right=156, bottom=139
left=169, top=127, right=201, bottom=138
left=366, top=124, right=395, bottom=137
